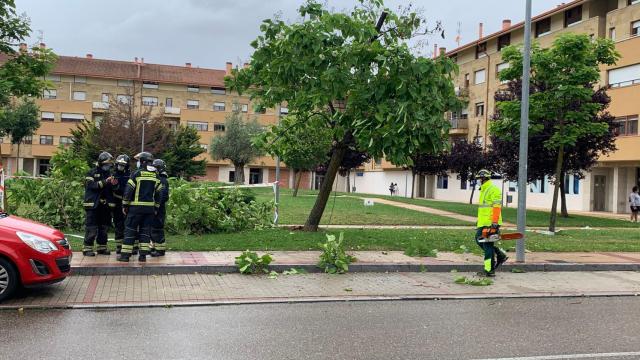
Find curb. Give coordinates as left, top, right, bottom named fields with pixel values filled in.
left=70, top=262, right=640, bottom=276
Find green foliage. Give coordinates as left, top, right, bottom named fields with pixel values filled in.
left=165, top=180, right=274, bottom=235
left=317, top=232, right=355, bottom=274
left=282, top=268, right=308, bottom=275
left=454, top=276, right=493, bottom=286
left=162, top=125, right=206, bottom=180
left=50, top=145, right=89, bottom=180
left=210, top=108, right=264, bottom=184
left=235, top=250, right=273, bottom=274
left=0, top=98, right=40, bottom=144
left=404, top=242, right=438, bottom=257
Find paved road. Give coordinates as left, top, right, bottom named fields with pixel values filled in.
left=2, top=297, right=640, bottom=360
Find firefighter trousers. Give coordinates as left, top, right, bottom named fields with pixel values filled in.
left=84, top=205, right=111, bottom=252
left=150, top=209, right=166, bottom=251
left=112, top=203, right=125, bottom=251
left=122, top=210, right=153, bottom=255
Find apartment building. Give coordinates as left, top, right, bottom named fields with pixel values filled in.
left=0, top=54, right=314, bottom=189
left=337, top=0, right=640, bottom=214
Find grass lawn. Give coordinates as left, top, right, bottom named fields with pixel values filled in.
left=251, top=188, right=467, bottom=226
left=67, top=227, right=640, bottom=253
left=367, top=194, right=640, bottom=229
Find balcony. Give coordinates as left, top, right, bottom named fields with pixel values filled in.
left=92, top=102, right=109, bottom=110
left=165, top=106, right=181, bottom=116
left=449, top=116, right=468, bottom=135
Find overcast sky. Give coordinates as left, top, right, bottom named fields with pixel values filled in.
left=16, top=0, right=564, bottom=70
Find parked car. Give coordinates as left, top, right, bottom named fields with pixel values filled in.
left=0, top=213, right=72, bottom=302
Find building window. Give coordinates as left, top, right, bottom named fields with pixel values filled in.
left=61, top=113, right=85, bottom=122
left=254, top=106, right=266, bottom=114
left=165, top=98, right=173, bottom=107
left=228, top=171, right=235, bottom=183
left=608, top=64, right=640, bottom=88
left=187, top=85, right=200, bottom=92
left=41, top=112, right=55, bottom=121
left=117, top=79, right=133, bottom=87
left=535, top=18, right=551, bottom=37
left=186, top=100, right=199, bottom=109
left=464, top=73, right=470, bottom=88
left=59, top=136, right=74, bottom=145
left=609, top=27, right=616, bottom=40
left=632, top=20, right=640, bottom=37
left=116, top=94, right=132, bottom=104
left=475, top=102, right=485, bottom=117
left=508, top=181, right=517, bottom=192
left=45, top=74, right=60, bottom=82
left=142, top=81, right=159, bottom=89
left=563, top=174, right=581, bottom=195
left=496, top=62, right=510, bottom=83
left=39, top=135, right=53, bottom=145
left=72, top=91, right=86, bottom=101
left=497, top=33, right=511, bottom=51
left=241, top=104, right=248, bottom=113
left=200, top=144, right=208, bottom=151
left=142, top=96, right=158, bottom=106
left=74, top=76, right=86, bottom=83
left=249, top=168, right=263, bottom=184
left=614, top=115, right=639, bottom=136
left=37, top=159, right=51, bottom=176
left=564, top=5, right=582, bottom=27
left=43, top=89, right=57, bottom=99
left=101, top=93, right=110, bottom=103
left=213, top=123, right=225, bottom=132
left=22, top=135, right=32, bottom=144
left=437, top=175, right=449, bottom=189
left=474, top=69, right=486, bottom=85
left=530, top=178, right=546, bottom=193
left=187, top=121, right=208, bottom=131
left=280, top=107, right=289, bottom=115
left=232, top=103, right=248, bottom=112
left=211, top=87, right=226, bottom=95
left=475, top=42, right=487, bottom=59
left=460, top=179, right=468, bottom=190
left=213, top=102, right=226, bottom=111
left=374, top=158, right=382, bottom=166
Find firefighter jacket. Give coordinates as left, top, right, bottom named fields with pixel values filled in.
left=476, top=180, right=503, bottom=227
left=123, top=166, right=162, bottom=214
left=157, top=174, right=170, bottom=215
left=111, top=169, right=130, bottom=205
left=83, top=167, right=113, bottom=210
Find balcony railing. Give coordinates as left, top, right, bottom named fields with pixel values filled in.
left=92, top=101, right=109, bottom=110
left=450, top=117, right=468, bottom=130
left=165, top=106, right=181, bottom=115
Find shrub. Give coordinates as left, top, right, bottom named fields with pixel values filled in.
left=404, top=241, right=438, bottom=258
left=317, top=233, right=355, bottom=274
left=235, top=250, right=273, bottom=274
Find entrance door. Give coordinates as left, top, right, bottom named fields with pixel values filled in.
left=314, top=174, right=325, bottom=190
left=249, top=168, right=263, bottom=184
left=593, top=175, right=606, bottom=212
left=417, top=175, right=426, bottom=198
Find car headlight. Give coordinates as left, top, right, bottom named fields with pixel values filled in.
left=16, top=232, right=58, bottom=254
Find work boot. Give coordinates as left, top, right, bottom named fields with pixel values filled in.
left=476, top=270, right=495, bottom=278
left=82, top=250, right=96, bottom=257
left=97, top=249, right=111, bottom=255
left=150, top=249, right=165, bottom=257
left=495, top=256, right=509, bottom=271
left=138, top=254, right=146, bottom=262
left=115, top=247, right=121, bottom=255
left=132, top=247, right=139, bottom=255
left=117, top=254, right=130, bottom=262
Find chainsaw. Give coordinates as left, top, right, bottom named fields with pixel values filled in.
left=477, top=230, right=523, bottom=243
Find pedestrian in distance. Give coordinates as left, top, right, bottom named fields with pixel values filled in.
left=389, top=182, right=394, bottom=196
left=629, top=186, right=640, bottom=223
left=150, top=158, right=169, bottom=257
left=82, top=152, right=115, bottom=256
left=474, top=169, right=508, bottom=277
left=111, top=154, right=131, bottom=254
left=117, top=152, right=163, bottom=263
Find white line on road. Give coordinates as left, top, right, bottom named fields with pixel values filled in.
left=474, top=351, right=640, bottom=360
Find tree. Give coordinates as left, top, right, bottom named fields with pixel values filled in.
left=405, top=151, right=449, bottom=198
left=228, top=0, right=460, bottom=231
left=162, top=125, right=206, bottom=180
left=448, top=140, right=495, bottom=204
left=256, top=115, right=331, bottom=196
left=337, top=146, right=371, bottom=194
left=210, top=108, right=264, bottom=184
left=0, top=98, right=39, bottom=172
left=491, top=34, right=619, bottom=231
left=71, top=88, right=171, bottom=165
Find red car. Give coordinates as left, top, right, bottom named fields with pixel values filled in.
left=0, top=213, right=72, bottom=302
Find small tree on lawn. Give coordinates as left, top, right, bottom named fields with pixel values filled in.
left=406, top=151, right=449, bottom=198
left=338, top=146, right=371, bottom=194
left=0, top=98, right=40, bottom=172
left=448, top=140, right=495, bottom=204
left=228, top=0, right=460, bottom=231
left=210, top=108, right=264, bottom=184
left=257, top=115, right=330, bottom=196
left=163, top=125, right=206, bottom=180
left=492, top=34, right=618, bottom=231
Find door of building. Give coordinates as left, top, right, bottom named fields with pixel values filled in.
left=417, top=175, right=426, bottom=198
left=593, top=175, right=606, bottom=212
left=249, top=168, right=263, bottom=184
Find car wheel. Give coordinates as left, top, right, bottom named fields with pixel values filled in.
left=0, top=258, right=18, bottom=303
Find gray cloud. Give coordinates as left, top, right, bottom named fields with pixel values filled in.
left=16, top=0, right=563, bottom=69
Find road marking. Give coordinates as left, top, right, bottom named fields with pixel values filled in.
left=475, top=352, right=640, bottom=360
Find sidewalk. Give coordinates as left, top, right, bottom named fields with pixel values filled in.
left=70, top=250, right=640, bottom=275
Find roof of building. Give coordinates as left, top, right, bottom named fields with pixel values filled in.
left=446, top=0, right=586, bottom=56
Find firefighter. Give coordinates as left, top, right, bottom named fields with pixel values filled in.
left=83, top=152, right=115, bottom=256
left=150, top=158, right=169, bottom=257
left=111, top=154, right=130, bottom=254
left=474, top=169, right=508, bottom=277
left=117, top=152, right=162, bottom=262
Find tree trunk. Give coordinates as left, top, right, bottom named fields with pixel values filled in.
left=549, top=145, right=565, bottom=232
left=346, top=170, right=351, bottom=193
left=410, top=172, right=416, bottom=198
left=560, top=172, right=569, bottom=218
left=292, top=170, right=303, bottom=197
left=16, top=143, right=20, bottom=173
left=469, top=180, right=476, bottom=204
left=234, top=165, right=244, bottom=185
left=304, top=144, right=348, bottom=232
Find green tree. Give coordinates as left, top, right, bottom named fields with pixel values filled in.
left=210, top=108, right=264, bottom=184
left=228, top=0, right=459, bottom=231
left=162, top=125, right=206, bottom=180
left=0, top=98, right=40, bottom=172
left=256, top=115, right=331, bottom=196
left=492, top=34, right=619, bottom=232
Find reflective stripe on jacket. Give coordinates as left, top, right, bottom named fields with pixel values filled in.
left=123, top=168, right=162, bottom=213
left=477, top=180, right=502, bottom=227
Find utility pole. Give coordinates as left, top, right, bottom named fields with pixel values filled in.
left=516, top=0, right=532, bottom=263
left=274, top=104, right=281, bottom=225
left=141, top=120, right=145, bottom=152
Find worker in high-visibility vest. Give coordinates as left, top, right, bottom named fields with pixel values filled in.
left=474, top=169, right=508, bottom=277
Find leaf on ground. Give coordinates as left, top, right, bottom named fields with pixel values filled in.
left=17, top=307, right=24, bottom=315
left=450, top=269, right=458, bottom=273
left=268, top=271, right=279, bottom=279
left=511, top=268, right=526, bottom=273
left=454, top=276, right=493, bottom=286
left=344, top=287, right=353, bottom=292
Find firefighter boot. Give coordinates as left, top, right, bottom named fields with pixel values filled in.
left=117, top=253, right=130, bottom=262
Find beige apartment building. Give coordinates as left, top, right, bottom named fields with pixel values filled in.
left=0, top=55, right=314, bottom=189
left=338, top=0, right=640, bottom=214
